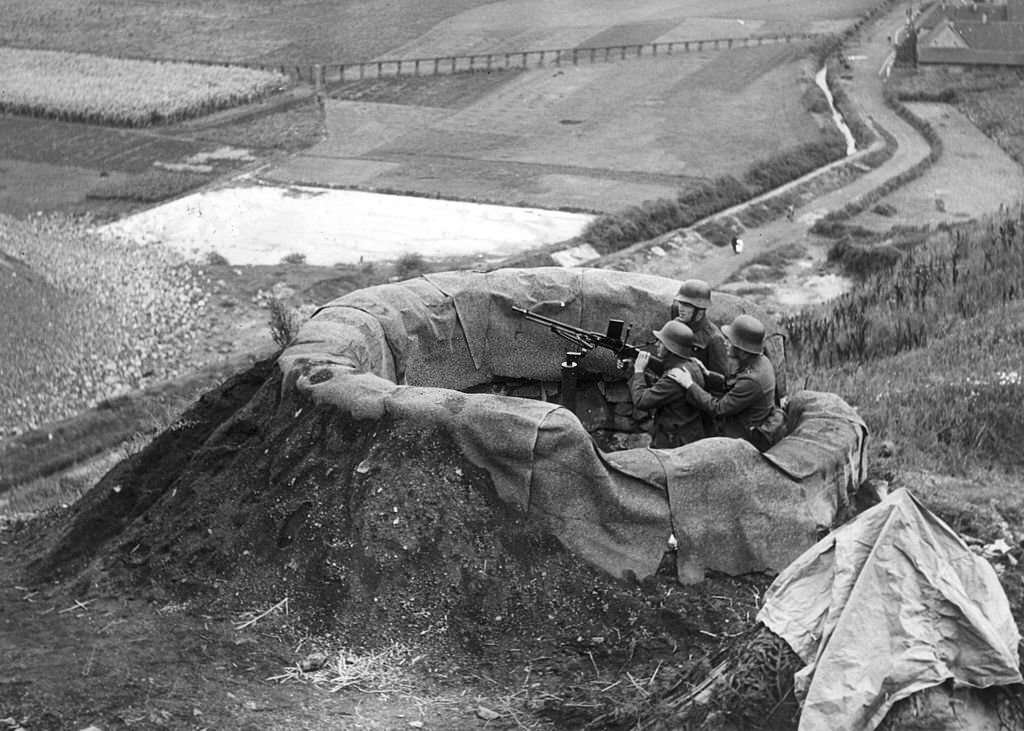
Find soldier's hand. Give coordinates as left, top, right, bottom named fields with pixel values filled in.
left=634, top=351, right=651, bottom=372
left=667, top=367, right=693, bottom=389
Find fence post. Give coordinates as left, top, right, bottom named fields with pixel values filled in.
left=451, top=56, right=456, bottom=72
left=469, top=54, right=475, bottom=70
left=590, top=47, right=596, bottom=63
left=434, top=57, right=440, bottom=74
left=637, top=44, right=643, bottom=57
left=521, top=52, right=527, bottom=67
left=487, top=54, right=493, bottom=70
left=620, top=45, right=626, bottom=59
left=414, top=59, right=420, bottom=76
left=604, top=47, right=610, bottom=61
left=653, top=42, right=658, bottom=56
left=540, top=50, right=546, bottom=65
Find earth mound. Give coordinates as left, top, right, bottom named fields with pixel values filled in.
left=19, top=354, right=779, bottom=727
left=17, top=266, right=869, bottom=727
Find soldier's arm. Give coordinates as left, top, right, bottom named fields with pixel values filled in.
left=686, top=374, right=759, bottom=418
left=630, top=373, right=687, bottom=411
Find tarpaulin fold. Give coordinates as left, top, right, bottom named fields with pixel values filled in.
left=758, top=488, right=1023, bottom=731
left=281, top=267, right=868, bottom=582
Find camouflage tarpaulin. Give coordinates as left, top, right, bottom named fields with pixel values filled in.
left=758, top=488, right=1023, bottom=731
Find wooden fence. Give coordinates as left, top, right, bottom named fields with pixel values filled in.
left=249, top=32, right=820, bottom=85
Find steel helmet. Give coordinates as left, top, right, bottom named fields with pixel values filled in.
left=653, top=321, right=695, bottom=358
left=723, top=314, right=765, bottom=355
left=674, top=279, right=712, bottom=310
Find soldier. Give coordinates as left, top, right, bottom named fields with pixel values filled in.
left=629, top=321, right=707, bottom=448
left=667, top=314, right=786, bottom=451
left=670, top=279, right=732, bottom=379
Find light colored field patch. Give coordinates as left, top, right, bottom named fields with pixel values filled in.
left=98, top=184, right=594, bottom=266
left=536, top=174, right=683, bottom=212
left=852, top=103, right=1024, bottom=230
left=265, top=158, right=403, bottom=187
left=415, top=48, right=821, bottom=177
left=655, top=17, right=770, bottom=40
left=380, top=26, right=599, bottom=59
left=0, top=48, right=286, bottom=125
left=316, top=100, right=452, bottom=157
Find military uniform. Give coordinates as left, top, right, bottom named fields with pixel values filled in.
left=630, top=359, right=706, bottom=448
left=688, top=316, right=732, bottom=380
left=685, top=353, right=783, bottom=450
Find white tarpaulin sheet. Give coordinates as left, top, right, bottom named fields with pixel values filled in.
left=758, top=488, right=1022, bottom=731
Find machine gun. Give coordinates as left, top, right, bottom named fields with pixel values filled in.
left=512, top=304, right=663, bottom=407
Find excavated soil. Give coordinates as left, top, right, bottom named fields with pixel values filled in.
left=6, top=356, right=783, bottom=729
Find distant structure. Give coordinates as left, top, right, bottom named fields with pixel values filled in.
left=911, top=0, right=1024, bottom=67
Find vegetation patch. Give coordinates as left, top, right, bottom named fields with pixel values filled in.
left=786, top=208, right=1024, bottom=474
left=950, top=73, right=1024, bottom=167
left=0, top=48, right=287, bottom=127
left=85, top=169, right=212, bottom=203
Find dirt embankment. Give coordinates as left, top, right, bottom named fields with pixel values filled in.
left=7, top=354, right=789, bottom=729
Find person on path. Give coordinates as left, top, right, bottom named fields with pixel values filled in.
left=629, top=321, right=708, bottom=448
left=666, top=314, right=786, bottom=451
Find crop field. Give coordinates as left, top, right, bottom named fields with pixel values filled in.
left=1, top=0, right=879, bottom=65
left=0, top=48, right=286, bottom=126
left=273, top=42, right=830, bottom=211
left=1, top=0, right=881, bottom=214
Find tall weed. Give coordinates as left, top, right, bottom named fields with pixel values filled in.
left=787, top=207, right=1024, bottom=474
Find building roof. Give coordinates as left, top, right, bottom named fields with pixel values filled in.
left=956, top=19, right=1024, bottom=50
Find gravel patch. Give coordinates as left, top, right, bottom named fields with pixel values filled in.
left=0, top=213, right=212, bottom=434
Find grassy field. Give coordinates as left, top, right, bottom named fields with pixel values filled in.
left=283, top=41, right=838, bottom=212
left=0, top=0, right=879, bottom=65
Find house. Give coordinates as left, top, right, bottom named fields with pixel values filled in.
left=913, top=0, right=1024, bottom=67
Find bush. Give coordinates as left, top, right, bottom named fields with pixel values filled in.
left=281, top=252, right=307, bottom=265
left=394, top=252, right=426, bottom=280
left=205, top=250, right=230, bottom=266
left=743, top=141, right=844, bottom=193
left=826, top=237, right=904, bottom=279
left=268, top=296, right=302, bottom=348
